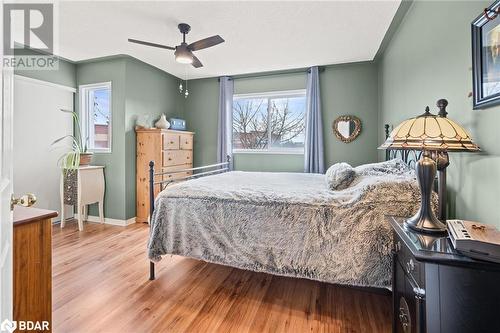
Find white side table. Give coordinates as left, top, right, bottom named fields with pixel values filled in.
left=60, top=165, right=105, bottom=231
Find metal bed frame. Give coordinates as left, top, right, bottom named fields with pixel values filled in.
left=146, top=119, right=449, bottom=281
left=148, top=156, right=231, bottom=280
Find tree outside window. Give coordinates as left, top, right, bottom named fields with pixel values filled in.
left=232, top=90, right=306, bottom=153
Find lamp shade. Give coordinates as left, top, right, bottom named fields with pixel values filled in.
left=379, top=107, right=480, bottom=152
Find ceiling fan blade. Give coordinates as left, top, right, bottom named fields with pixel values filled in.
left=191, top=55, right=203, bottom=68
left=128, top=38, right=175, bottom=50
left=188, top=35, right=224, bottom=51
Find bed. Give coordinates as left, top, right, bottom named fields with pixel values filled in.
left=147, top=155, right=426, bottom=289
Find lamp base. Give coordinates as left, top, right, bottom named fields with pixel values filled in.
left=405, top=213, right=447, bottom=235
left=405, top=151, right=447, bottom=235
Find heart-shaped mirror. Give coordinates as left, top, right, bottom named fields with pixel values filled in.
left=333, top=115, right=362, bottom=143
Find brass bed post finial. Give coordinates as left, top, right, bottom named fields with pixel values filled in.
left=437, top=99, right=448, bottom=118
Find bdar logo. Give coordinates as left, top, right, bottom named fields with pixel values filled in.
left=0, top=319, right=16, bottom=333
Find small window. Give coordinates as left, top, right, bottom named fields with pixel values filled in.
left=232, top=90, right=306, bottom=153
left=79, top=82, right=112, bottom=152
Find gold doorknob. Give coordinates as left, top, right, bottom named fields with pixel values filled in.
left=11, top=193, right=37, bottom=210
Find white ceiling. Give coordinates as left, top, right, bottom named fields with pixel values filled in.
left=58, top=1, right=401, bottom=79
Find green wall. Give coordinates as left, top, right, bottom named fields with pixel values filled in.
left=17, top=53, right=181, bottom=221
left=185, top=63, right=379, bottom=172
left=76, top=56, right=181, bottom=220
left=76, top=57, right=128, bottom=220
left=183, top=78, right=220, bottom=168
left=124, top=57, right=183, bottom=219
left=14, top=49, right=76, bottom=88
left=321, top=63, right=379, bottom=167
left=378, top=0, right=500, bottom=227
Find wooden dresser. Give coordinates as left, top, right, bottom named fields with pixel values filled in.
left=136, top=128, right=194, bottom=223
left=13, top=206, right=56, bottom=332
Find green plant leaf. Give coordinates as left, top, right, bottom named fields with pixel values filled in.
left=51, top=134, right=77, bottom=146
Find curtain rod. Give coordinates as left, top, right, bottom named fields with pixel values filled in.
left=217, top=66, right=325, bottom=82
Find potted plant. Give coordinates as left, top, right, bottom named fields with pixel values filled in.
left=51, top=109, right=93, bottom=169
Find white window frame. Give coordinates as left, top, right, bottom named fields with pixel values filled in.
left=79, top=82, right=112, bottom=153
left=232, top=89, right=306, bottom=154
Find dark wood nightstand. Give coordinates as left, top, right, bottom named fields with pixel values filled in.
left=388, top=216, right=500, bottom=333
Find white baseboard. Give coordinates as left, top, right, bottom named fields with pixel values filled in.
left=73, top=214, right=136, bottom=227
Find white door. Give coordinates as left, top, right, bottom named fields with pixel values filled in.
left=0, top=0, right=15, bottom=321
left=13, top=76, right=74, bottom=219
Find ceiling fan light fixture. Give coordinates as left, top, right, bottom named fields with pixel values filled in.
left=175, top=52, right=193, bottom=64
left=174, top=46, right=193, bottom=64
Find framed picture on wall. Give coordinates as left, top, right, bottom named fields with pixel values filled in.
left=472, top=0, right=500, bottom=109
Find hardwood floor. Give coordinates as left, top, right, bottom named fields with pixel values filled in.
left=52, top=221, right=392, bottom=333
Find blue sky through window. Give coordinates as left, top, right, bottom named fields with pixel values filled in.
left=93, top=88, right=110, bottom=125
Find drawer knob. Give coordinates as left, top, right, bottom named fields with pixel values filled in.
left=168, top=158, right=172, bottom=161
left=170, top=141, right=174, bottom=144
left=399, top=311, right=409, bottom=330
left=406, top=259, right=415, bottom=273
left=398, top=297, right=411, bottom=333
left=395, top=241, right=401, bottom=252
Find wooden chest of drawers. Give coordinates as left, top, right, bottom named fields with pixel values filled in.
left=136, top=128, right=194, bottom=223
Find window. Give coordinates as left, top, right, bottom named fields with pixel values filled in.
left=232, top=90, right=306, bottom=153
left=80, top=82, right=112, bottom=152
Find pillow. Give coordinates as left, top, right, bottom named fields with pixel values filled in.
left=325, top=163, right=356, bottom=191
left=355, top=158, right=411, bottom=176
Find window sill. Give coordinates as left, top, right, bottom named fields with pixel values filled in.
left=233, top=150, right=304, bottom=155
left=88, top=150, right=112, bottom=154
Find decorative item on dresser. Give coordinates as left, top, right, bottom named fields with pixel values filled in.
left=154, top=114, right=170, bottom=129
left=60, top=165, right=105, bottom=231
left=135, top=128, right=194, bottom=223
left=389, top=216, right=500, bottom=333
left=169, top=118, right=186, bottom=131
left=380, top=99, right=480, bottom=234
left=13, top=206, right=56, bottom=332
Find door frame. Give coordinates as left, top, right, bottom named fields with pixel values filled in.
left=0, top=0, right=15, bottom=321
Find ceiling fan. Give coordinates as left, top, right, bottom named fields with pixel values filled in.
left=128, top=23, right=224, bottom=68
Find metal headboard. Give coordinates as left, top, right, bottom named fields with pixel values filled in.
left=148, top=155, right=231, bottom=216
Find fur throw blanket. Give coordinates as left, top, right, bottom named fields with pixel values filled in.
left=148, top=162, right=423, bottom=289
